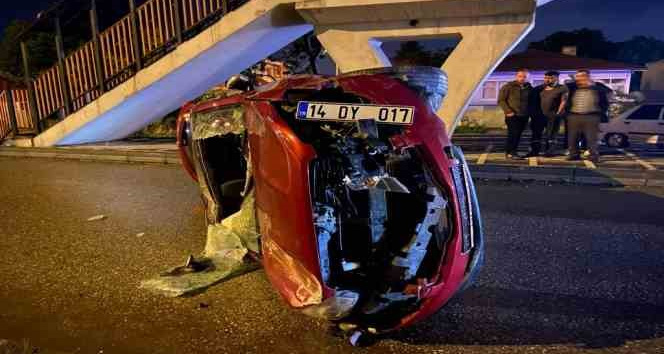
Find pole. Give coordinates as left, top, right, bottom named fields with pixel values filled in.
left=172, top=0, right=183, bottom=44
left=128, top=0, right=143, bottom=71
left=90, top=0, right=106, bottom=94
left=54, top=15, right=72, bottom=115
left=20, top=42, right=41, bottom=133
left=6, top=90, right=18, bottom=136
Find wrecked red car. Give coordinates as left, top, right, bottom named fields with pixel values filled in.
left=174, top=67, right=484, bottom=345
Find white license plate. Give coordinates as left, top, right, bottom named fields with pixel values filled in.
left=296, top=101, right=414, bottom=125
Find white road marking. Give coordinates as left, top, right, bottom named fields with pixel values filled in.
left=618, top=149, right=657, bottom=171
left=477, top=144, right=493, bottom=165
left=583, top=160, right=596, bottom=170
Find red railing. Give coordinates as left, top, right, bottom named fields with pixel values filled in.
left=138, top=0, right=177, bottom=55
left=182, top=0, right=227, bottom=30
left=0, top=89, right=33, bottom=139
left=100, top=15, right=136, bottom=84
left=0, top=91, right=11, bottom=139
left=3, top=0, right=249, bottom=140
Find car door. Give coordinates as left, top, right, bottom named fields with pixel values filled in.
left=623, top=104, right=664, bottom=144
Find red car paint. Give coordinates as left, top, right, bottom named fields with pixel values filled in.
left=177, top=72, right=479, bottom=332
left=176, top=102, right=197, bottom=181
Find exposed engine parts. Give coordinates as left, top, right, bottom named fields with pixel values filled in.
left=307, top=117, right=451, bottom=331
left=391, top=186, right=447, bottom=280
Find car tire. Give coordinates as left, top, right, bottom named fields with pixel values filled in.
left=605, top=133, right=628, bottom=148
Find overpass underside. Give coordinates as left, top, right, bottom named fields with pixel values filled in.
left=13, top=0, right=549, bottom=147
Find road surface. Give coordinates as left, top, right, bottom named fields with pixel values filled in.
left=0, top=157, right=663, bottom=353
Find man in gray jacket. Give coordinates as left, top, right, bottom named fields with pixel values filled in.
left=498, top=68, right=533, bottom=159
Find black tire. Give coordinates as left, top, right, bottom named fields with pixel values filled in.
left=605, top=133, right=629, bottom=148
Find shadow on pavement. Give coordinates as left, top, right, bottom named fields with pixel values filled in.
left=392, top=284, right=664, bottom=348
left=391, top=182, right=664, bottom=349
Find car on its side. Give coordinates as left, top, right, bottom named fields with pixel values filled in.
left=176, top=67, right=485, bottom=345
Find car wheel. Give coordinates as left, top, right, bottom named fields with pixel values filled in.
left=606, top=133, right=628, bottom=148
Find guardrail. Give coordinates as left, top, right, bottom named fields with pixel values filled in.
left=2, top=0, right=248, bottom=141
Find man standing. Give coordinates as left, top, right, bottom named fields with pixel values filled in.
left=565, top=70, right=612, bottom=163
left=530, top=71, right=568, bottom=157
left=498, top=68, right=533, bottom=159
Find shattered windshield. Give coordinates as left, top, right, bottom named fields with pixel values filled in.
left=191, top=105, right=245, bottom=140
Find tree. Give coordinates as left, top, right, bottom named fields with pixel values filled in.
left=528, top=28, right=664, bottom=65
left=269, top=32, right=323, bottom=74
left=0, top=20, right=57, bottom=77
left=613, top=36, right=664, bottom=65
left=393, top=40, right=454, bottom=67
left=528, top=28, right=615, bottom=60
left=394, top=41, right=432, bottom=66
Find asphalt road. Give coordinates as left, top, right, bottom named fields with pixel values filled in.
left=0, top=157, right=663, bottom=354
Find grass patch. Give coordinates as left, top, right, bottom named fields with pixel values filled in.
left=455, top=123, right=489, bottom=134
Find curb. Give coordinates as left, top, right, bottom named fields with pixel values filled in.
left=0, top=147, right=180, bottom=166
left=2, top=147, right=664, bottom=187
left=470, top=164, right=664, bottom=187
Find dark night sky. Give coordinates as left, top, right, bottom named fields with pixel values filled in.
left=1, top=0, right=663, bottom=49
left=0, top=0, right=54, bottom=31
left=523, top=0, right=664, bottom=46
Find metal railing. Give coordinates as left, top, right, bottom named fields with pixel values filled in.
left=34, top=66, right=65, bottom=120
left=1, top=0, right=249, bottom=141
left=0, top=89, right=34, bottom=139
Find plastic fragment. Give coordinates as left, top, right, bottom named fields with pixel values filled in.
left=87, top=215, right=107, bottom=221
left=140, top=191, right=260, bottom=297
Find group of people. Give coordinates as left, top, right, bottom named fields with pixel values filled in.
left=498, top=68, right=613, bottom=163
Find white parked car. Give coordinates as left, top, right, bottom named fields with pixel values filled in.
left=600, top=103, right=664, bottom=147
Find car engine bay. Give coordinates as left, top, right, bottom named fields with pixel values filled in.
left=275, top=88, right=453, bottom=331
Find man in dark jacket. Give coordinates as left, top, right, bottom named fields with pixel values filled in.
left=565, top=70, right=612, bottom=163
left=530, top=71, right=569, bottom=157
left=498, top=68, right=533, bottom=159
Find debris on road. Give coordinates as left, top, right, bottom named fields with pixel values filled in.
left=87, top=214, right=107, bottom=222
left=140, top=191, right=260, bottom=297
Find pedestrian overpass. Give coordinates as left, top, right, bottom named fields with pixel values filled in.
left=0, top=0, right=556, bottom=147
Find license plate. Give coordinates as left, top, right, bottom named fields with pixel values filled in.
left=296, top=101, right=414, bottom=125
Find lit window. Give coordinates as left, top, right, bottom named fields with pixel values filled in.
left=482, top=81, right=498, bottom=99
left=610, top=78, right=627, bottom=93
left=596, top=78, right=611, bottom=86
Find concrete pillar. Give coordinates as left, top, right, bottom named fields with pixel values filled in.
left=316, top=31, right=389, bottom=73
left=439, top=17, right=534, bottom=132
left=298, top=0, right=537, bottom=135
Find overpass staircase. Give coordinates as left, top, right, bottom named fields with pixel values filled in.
left=0, top=0, right=549, bottom=147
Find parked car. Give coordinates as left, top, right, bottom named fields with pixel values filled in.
left=175, top=67, right=484, bottom=345
left=601, top=102, right=664, bottom=147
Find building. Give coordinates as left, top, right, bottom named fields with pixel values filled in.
left=462, top=49, right=645, bottom=129
left=641, top=59, right=664, bottom=91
